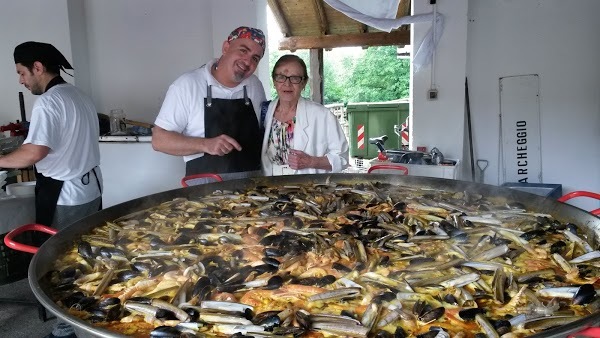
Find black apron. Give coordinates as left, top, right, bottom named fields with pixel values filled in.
left=34, top=76, right=102, bottom=226
left=186, top=85, right=262, bottom=176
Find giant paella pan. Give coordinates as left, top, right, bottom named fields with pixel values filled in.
left=9, top=174, right=600, bottom=338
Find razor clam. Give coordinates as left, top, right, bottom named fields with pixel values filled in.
left=457, top=287, right=476, bottom=308
left=409, top=274, right=459, bottom=287
left=199, top=312, right=253, bottom=325
left=492, top=268, right=507, bottom=303
left=311, top=321, right=369, bottom=337
left=461, top=216, right=504, bottom=226
left=521, top=315, right=582, bottom=330
left=376, top=299, right=404, bottom=328
left=308, top=287, right=361, bottom=302
left=401, top=258, right=464, bottom=272
left=293, top=210, right=319, bottom=220
left=410, top=235, right=450, bottom=241
left=151, top=299, right=189, bottom=322
left=569, top=250, right=600, bottom=264
left=360, top=301, right=381, bottom=331
left=199, top=300, right=253, bottom=314
left=360, top=272, right=413, bottom=292
left=537, top=284, right=597, bottom=305
left=461, top=261, right=504, bottom=272
left=475, top=313, right=500, bottom=338
left=212, top=324, right=267, bottom=335
left=124, top=301, right=161, bottom=317
left=562, top=230, right=594, bottom=253
left=440, top=272, right=480, bottom=288
left=515, top=268, right=555, bottom=283
left=407, top=203, right=448, bottom=214
left=471, top=244, right=510, bottom=261
left=552, top=253, right=575, bottom=274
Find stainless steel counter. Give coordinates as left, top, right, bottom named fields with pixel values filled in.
left=0, top=196, right=35, bottom=234
left=99, top=135, right=151, bottom=142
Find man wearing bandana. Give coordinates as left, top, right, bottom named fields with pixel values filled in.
left=152, top=26, right=267, bottom=182
left=1, top=42, right=103, bottom=234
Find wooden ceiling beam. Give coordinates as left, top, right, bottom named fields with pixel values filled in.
left=397, top=0, right=412, bottom=20
left=278, top=30, right=410, bottom=51
left=358, top=23, right=368, bottom=34
left=267, top=0, right=291, bottom=37
left=310, top=0, right=329, bottom=35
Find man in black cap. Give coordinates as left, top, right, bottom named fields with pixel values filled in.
left=1, top=41, right=103, bottom=232
left=2, top=41, right=104, bottom=338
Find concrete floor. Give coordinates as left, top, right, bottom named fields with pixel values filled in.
left=0, top=277, right=56, bottom=338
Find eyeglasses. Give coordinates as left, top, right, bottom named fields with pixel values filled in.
left=273, top=74, right=305, bottom=84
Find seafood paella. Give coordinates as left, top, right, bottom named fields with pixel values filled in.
left=46, top=181, right=600, bottom=337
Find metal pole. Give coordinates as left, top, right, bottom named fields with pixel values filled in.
left=465, top=78, right=475, bottom=182
left=19, top=92, right=27, bottom=123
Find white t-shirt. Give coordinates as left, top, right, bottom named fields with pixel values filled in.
left=154, top=59, right=266, bottom=162
left=25, top=83, right=103, bottom=206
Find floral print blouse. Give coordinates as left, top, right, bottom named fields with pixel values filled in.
left=267, top=116, right=296, bottom=165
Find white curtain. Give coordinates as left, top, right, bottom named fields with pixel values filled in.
left=332, top=0, right=401, bottom=19
left=323, top=0, right=443, bottom=72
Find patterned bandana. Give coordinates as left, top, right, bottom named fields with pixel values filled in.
left=227, top=26, right=266, bottom=52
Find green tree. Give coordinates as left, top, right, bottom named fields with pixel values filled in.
left=345, top=46, right=409, bottom=103
left=322, top=57, right=347, bottom=104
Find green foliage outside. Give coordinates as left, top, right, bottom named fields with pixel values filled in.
left=267, top=46, right=410, bottom=105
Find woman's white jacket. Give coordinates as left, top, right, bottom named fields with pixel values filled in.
left=261, top=97, right=349, bottom=175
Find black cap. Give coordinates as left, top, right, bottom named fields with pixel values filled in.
left=14, top=41, right=73, bottom=70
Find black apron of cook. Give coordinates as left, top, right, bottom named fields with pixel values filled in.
left=35, top=167, right=102, bottom=227
left=186, top=85, right=262, bottom=175
left=35, top=76, right=102, bottom=227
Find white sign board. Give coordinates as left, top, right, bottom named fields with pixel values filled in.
left=499, top=75, right=543, bottom=183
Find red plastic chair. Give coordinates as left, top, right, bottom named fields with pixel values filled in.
left=181, top=173, right=223, bottom=187
left=367, top=164, right=409, bottom=176
left=558, top=191, right=600, bottom=216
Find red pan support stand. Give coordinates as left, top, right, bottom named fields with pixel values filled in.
left=568, top=326, right=600, bottom=338
left=2, top=223, right=58, bottom=322
left=558, top=191, right=600, bottom=216
left=367, top=164, right=409, bottom=176
left=181, top=173, right=224, bottom=187
left=4, top=224, right=58, bottom=254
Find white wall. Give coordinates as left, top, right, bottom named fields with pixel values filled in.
left=0, top=0, right=72, bottom=123
left=67, top=0, right=93, bottom=96
left=83, top=0, right=214, bottom=122
left=411, top=0, right=469, bottom=172
left=466, top=0, right=600, bottom=211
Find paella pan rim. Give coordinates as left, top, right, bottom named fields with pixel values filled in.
left=26, top=173, right=600, bottom=338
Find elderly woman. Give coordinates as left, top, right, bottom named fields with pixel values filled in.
left=261, top=55, right=349, bottom=176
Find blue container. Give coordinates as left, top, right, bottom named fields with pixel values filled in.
left=501, top=182, right=563, bottom=200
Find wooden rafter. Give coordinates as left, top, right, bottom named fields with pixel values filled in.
left=358, top=23, right=368, bottom=34
left=310, top=0, right=328, bottom=35
left=267, top=0, right=291, bottom=37
left=278, top=30, right=410, bottom=51
left=398, top=0, right=412, bottom=22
